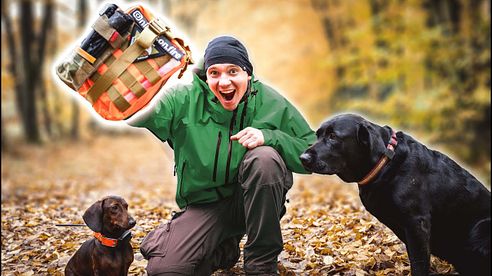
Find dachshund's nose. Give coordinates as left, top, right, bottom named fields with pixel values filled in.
left=128, top=217, right=136, bottom=228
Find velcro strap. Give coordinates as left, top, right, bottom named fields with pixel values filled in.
left=92, top=16, right=115, bottom=41
left=107, top=86, right=131, bottom=112
left=86, top=41, right=146, bottom=104
left=134, top=61, right=161, bottom=84
left=109, top=31, right=126, bottom=49
left=119, top=70, right=146, bottom=98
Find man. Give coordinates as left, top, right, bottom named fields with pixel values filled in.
left=130, top=36, right=316, bottom=275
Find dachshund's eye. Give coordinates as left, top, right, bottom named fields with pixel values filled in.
left=111, top=205, right=119, bottom=211
left=328, top=133, right=337, bottom=140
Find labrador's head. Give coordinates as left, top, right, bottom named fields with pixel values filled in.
left=300, top=113, right=389, bottom=183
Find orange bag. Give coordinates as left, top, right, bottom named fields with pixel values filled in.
left=56, top=4, right=193, bottom=121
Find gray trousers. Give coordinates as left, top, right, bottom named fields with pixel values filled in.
left=140, top=146, right=293, bottom=275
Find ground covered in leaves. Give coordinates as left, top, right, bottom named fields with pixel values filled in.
left=1, top=133, right=456, bottom=275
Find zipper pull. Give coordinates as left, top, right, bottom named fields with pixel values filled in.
left=173, top=163, right=176, bottom=176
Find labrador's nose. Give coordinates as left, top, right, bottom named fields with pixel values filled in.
left=300, top=152, right=314, bottom=166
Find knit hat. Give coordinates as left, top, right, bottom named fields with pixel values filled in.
left=204, top=36, right=253, bottom=76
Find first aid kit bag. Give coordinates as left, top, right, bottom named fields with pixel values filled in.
left=56, top=3, right=193, bottom=121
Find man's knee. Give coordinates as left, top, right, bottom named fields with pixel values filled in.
left=239, top=146, right=291, bottom=189
left=146, top=257, right=197, bottom=275
left=241, top=146, right=284, bottom=172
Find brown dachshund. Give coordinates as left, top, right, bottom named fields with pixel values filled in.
left=65, top=196, right=136, bottom=276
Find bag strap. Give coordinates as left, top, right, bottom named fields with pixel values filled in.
left=85, top=18, right=168, bottom=104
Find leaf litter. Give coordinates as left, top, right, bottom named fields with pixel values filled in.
left=1, top=134, right=455, bottom=275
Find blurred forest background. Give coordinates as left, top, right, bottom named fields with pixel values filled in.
left=2, top=0, right=490, bottom=181
left=1, top=0, right=490, bottom=275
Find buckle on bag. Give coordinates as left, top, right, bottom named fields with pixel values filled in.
left=149, top=18, right=167, bottom=35
left=136, top=27, right=155, bottom=49
left=137, top=18, right=172, bottom=49
left=136, top=20, right=164, bottom=49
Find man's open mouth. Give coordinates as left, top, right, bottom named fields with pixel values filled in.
left=220, top=90, right=235, bottom=101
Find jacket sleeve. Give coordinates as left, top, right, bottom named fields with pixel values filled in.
left=252, top=97, right=316, bottom=174
left=126, top=89, right=175, bottom=142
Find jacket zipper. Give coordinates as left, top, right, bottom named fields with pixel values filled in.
left=178, top=161, right=188, bottom=206
left=224, top=109, right=238, bottom=184
left=239, top=94, right=249, bottom=130
left=212, top=131, right=222, bottom=182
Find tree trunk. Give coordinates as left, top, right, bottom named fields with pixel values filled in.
left=49, top=1, right=64, bottom=138
left=37, top=0, right=54, bottom=138
left=20, top=1, right=40, bottom=143
left=1, top=114, right=6, bottom=152
left=1, top=0, right=22, bottom=143
left=71, top=0, right=87, bottom=140
left=39, top=82, right=53, bottom=137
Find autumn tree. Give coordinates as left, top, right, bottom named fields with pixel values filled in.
left=310, top=0, right=490, bottom=173
left=2, top=0, right=54, bottom=143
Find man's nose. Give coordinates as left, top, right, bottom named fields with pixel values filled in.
left=218, top=75, right=232, bottom=86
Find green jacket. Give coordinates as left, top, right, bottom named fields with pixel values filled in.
left=131, top=73, right=315, bottom=208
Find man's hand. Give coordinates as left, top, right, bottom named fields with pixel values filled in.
left=231, top=127, right=264, bottom=149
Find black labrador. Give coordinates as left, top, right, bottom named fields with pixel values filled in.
left=300, top=113, right=490, bottom=276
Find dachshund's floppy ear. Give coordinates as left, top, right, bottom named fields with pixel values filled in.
left=83, top=199, right=104, bottom=232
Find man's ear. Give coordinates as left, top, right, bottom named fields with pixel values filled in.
left=82, top=199, right=104, bottom=232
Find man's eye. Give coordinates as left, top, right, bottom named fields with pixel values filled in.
left=229, top=69, right=238, bottom=74
left=209, top=71, right=218, bottom=76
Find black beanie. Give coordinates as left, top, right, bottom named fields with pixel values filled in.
left=204, top=36, right=253, bottom=76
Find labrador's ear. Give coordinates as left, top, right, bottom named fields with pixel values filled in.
left=356, top=122, right=370, bottom=147
left=357, top=121, right=385, bottom=161
left=83, top=199, right=104, bottom=232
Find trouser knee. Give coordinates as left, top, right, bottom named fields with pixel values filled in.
left=239, top=146, right=292, bottom=190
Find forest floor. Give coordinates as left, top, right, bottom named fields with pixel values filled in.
left=1, top=133, right=456, bottom=275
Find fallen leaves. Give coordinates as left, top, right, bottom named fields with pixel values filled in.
left=1, top=134, right=456, bottom=275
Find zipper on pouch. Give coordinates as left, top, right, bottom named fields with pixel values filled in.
left=212, top=131, right=222, bottom=182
